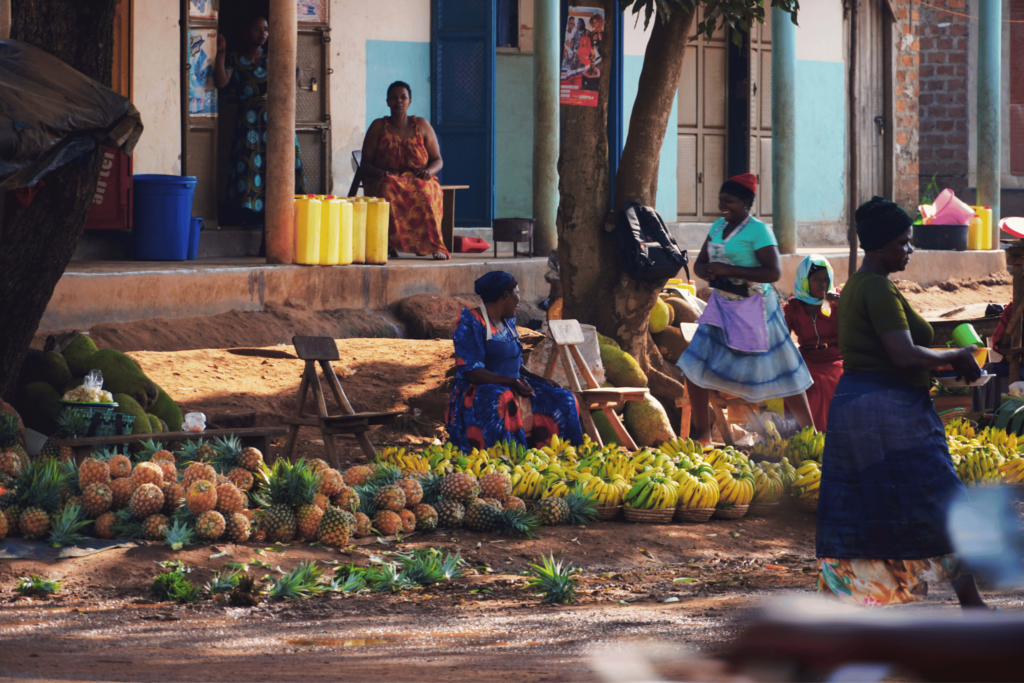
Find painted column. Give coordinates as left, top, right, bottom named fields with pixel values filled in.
left=265, top=0, right=297, bottom=264
left=771, top=7, right=797, bottom=254
left=0, top=0, right=10, bottom=40
left=533, top=0, right=560, bottom=255
left=978, top=0, right=1001, bottom=245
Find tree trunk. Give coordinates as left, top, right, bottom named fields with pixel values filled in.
left=0, top=0, right=116, bottom=401
left=559, top=7, right=695, bottom=402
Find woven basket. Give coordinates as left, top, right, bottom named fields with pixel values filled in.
left=674, top=507, right=714, bottom=523
left=712, top=505, right=749, bottom=520
left=794, top=496, right=819, bottom=513
left=596, top=505, right=623, bottom=521
left=623, top=506, right=675, bottom=524
left=747, top=502, right=780, bottom=517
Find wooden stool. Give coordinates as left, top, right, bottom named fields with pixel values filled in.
left=707, top=392, right=767, bottom=446
left=282, top=336, right=403, bottom=467
left=542, top=320, right=647, bottom=450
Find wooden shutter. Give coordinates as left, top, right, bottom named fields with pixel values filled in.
left=1011, top=0, right=1024, bottom=175
left=749, top=9, right=772, bottom=218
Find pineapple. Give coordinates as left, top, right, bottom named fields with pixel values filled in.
left=478, top=472, right=512, bottom=501
left=436, top=499, right=465, bottom=527
left=106, top=454, right=133, bottom=479
left=480, top=497, right=503, bottom=508
left=394, top=477, right=424, bottom=506
left=134, top=438, right=166, bottom=461
left=296, top=503, right=323, bottom=541
left=563, top=486, right=599, bottom=525
left=130, top=461, right=164, bottom=489
left=224, top=512, right=251, bottom=543
left=181, top=462, right=217, bottom=489
left=331, top=486, right=360, bottom=513
left=196, top=510, right=226, bottom=541
left=343, top=465, right=373, bottom=487
left=153, top=459, right=177, bottom=484
left=12, top=460, right=67, bottom=539
left=313, top=493, right=330, bottom=510
left=464, top=501, right=502, bottom=532
left=398, top=508, right=417, bottom=534
left=353, top=512, right=373, bottom=538
left=94, top=511, right=117, bottom=539
left=19, top=507, right=50, bottom=539
left=374, top=485, right=407, bottom=512
left=197, top=440, right=219, bottom=463
left=439, top=473, right=480, bottom=503
left=109, top=477, right=135, bottom=510
left=0, top=414, right=28, bottom=463
left=0, top=508, right=6, bottom=540
left=319, top=469, right=345, bottom=497
left=161, top=481, right=186, bottom=515
left=413, top=472, right=443, bottom=507
left=150, top=449, right=176, bottom=465
left=254, top=459, right=321, bottom=543
left=226, top=468, right=254, bottom=491
left=215, top=483, right=246, bottom=514
left=130, top=483, right=165, bottom=520
left=237, top=446, right=263, bottom=472
left=410, top=503, right=438, bottom=531
left=503, top=496, right=527, bottom=512
left=375, top=510, right=403, bottom=536
left=534, top=497, right=569, bottom=526
left=317, top=506, right=352, bottom=547
left=308, top=458, right=332, bottom=474
left=0, top=451, right=23, bottom=479
left=186, top=480, right=218, bottom=514
left=1, top=503, right=19, bottom=537
left=78, top=457, right=112, bottom=489
left=211, top=435, right=242, bottom=469
left=40, top=409, right=89, bottom=461
left=81, top=483, right=113, bottom=517
left=142, top=514, right=171, bottom=541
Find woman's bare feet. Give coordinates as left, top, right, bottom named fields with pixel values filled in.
left=432, top=251, right=450, bottom=260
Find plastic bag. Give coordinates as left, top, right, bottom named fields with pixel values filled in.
left=0, top=40, right=143, bottom=190
left=1009, top=382, right=1024, bottom=399
left=183, top=412, right=207, bottom=432
left=62, top=369, right=114, bottom=403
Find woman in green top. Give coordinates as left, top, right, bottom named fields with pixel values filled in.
left=816, top=196, right=987, bottom=609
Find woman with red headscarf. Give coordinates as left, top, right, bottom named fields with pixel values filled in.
left=677, top=174, right=815, bottom=444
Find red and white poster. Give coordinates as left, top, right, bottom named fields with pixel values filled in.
left=560, top=6, right=605, bottom=107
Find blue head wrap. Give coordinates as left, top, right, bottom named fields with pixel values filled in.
left=474, top=271, right=517, bottom=301
left=794, top=255, right=834, bottom=305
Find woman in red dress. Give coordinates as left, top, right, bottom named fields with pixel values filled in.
left=359, top=81, right=449, bottom=260
left=783, top=255, right=842, bottom=431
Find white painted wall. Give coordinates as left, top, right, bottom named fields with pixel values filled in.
left=329, top=0, right=432, bottom=194
left=131, top=0, right=181, bottom=175
left=794, top=0, right=845, bottom=63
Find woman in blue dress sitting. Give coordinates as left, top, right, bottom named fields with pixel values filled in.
left=446, top=271, right=584, bottom=451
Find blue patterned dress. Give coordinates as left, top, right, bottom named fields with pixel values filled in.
left=223, top=50, right=306, bottom=219
left=446, top=308, right=584, bottom=451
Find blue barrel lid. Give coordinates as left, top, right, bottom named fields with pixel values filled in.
left=133, top=174, right=198, bottom=185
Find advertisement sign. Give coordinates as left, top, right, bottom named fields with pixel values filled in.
left=189, top=0, right=216, bottom=19
left=188, top=28, right=218, bottom=117
left=560, top=6, right=605, bottom=107
left=297, top=0, right=327, bottom=23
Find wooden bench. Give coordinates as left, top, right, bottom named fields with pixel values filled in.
left=348, top=151, right=468, bottom=253
left=52, top=427, right=287, bottom=465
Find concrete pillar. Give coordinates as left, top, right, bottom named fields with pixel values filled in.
left=978, top=0, right=1001, bottom=246
left=771, top=7, right=797, bottom=254
left=265, top=0, right=297, bottom=264
left=0, top=0, right=10, bottom=40
left=532, top=0, right=559, bottom=256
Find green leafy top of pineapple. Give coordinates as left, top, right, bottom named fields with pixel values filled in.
left=0, top=414, right=21, bottom=448
left=15, top=574, right=62, bottom=597
left=412, top=472, right=443, bottom=507
left=206, top=568, right=242, bottom=595
left=268, top=560, right=327, bottom=599
left=135, top=438, right=166, bottom=461
left=209, top=435, right=243, bottom=473
left=151, top=569, right=201, bottom=604
left=496, top=507, right=541, bottom=538
left=58, top=460, right=81, bottom=497
left=564, top=483, right=599, bottom=526
left=111, top=507, right=145, bottom=540
left=524, top=554, right=578, bottom=604
left=254, top=458, right=322, bottom=508
left=15, top=459, right=71, bottom=513
left=94, top=446, right=130, bottom=463
left=365, top=562, right=414, bottom=594
left=396, top=548, right=466, bottom=586
left=53, top=409, right=90, bottom=440
left=354, top=482, right=381, bottom=518
left=366, top=462, right=402, bottom=488
left=48, top=503, right=91, bottom=548
left=164, top=518, right=196, bottom=551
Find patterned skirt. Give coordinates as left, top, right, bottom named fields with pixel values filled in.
left=446, top=378, right=583, bottom=452
left=677, top=290, right=813, bottom=403
left=818, top=554, right=962, bottom=606
left=371, top=174, right=447, bottom=256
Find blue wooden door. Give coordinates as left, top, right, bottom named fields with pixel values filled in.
left=432, top=0, right=496, bottom=227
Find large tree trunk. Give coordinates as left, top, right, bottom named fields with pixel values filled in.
left=559, top=7, right=695, bottom=402
left=0, top=0, right=116, bottom=401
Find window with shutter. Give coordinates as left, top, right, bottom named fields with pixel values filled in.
left=1011, top=0, right=1024, bottom=175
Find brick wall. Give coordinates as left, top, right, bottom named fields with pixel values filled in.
left=917, top=0, right=972, bottom=202
left=893, top=0, right=920, bottom=211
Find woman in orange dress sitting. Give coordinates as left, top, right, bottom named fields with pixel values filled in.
left=359, top=81, right=449, bottom=260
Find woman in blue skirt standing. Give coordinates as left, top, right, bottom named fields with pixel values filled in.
left=677, top=174, right=815, bottom=444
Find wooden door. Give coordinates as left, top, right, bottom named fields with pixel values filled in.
left=677, top=9, right=728, bottom=222
left=852, top=0, right=892, bottom=204
left=748, top=9, right=772, bottom=219
left=296, top=12, right=332, bottom=195
left=182, top=0, right=220, bottom=225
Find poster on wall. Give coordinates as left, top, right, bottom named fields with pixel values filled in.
left=189, top=0, right=216, bottom=19
left=297, top=0, right=327, bottom=23
left=188, top=28, right=218, bottom=117
left=560, top=6, right=605, bottom=107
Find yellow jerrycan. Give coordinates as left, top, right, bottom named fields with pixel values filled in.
left=337, top=199, right=354, bottom=265
left=970, top=205, right=993, bottom=250
left=365, top=198, right=390, bottom=265
left=316, top=196, right=341, bottom=265
left=294, top=195, right=321, bottom=265
left=351, top=198, right=368, bottom=264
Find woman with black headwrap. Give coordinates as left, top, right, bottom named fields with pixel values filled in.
left=446, top=271, right=584, bottom=452
left=816, top=196, right=987, bottom=608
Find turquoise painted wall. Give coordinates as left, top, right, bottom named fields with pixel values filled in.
left=496, top=53, right=534, bottom=218
left=795, top=60, right=846, bottom=223
left=365, top=40, right=431, bottom=125
left=622, top=55, right=678, bottom=219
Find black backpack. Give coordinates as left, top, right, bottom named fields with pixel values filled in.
left=613, top=201, right=689, bottom=283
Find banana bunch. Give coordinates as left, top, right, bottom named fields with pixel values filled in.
left=945, top=418, right=977, bottom=440
left=777, top=457, right=798, bottom=489
left=660, top=437, right=703, bottom=459
left=419, top=441, right=466, bottom=474
left=674, top=469, right=720, bottom=509
left=596, top=450, right=635, bottom=480
left=624, top=474, right=680, bottom=510
left=979, top=426, right=1018, bottom=452
left=458, top=449, right=512, bottom=477
left=714, top=467, right=756, bottom=506
left=783, top=426, right=825, bottom=466
left=539, top=434, right=578, bottom=463
left=950, top=443, right=1002, bottom=487
left=751, top=421, right=786, bottom=461
left=579, top=473, right=631, bottom=506
left=485, top=439, right=533, bottom=465
left=998, top=455, right=1024, bottom=484
left=752, top=463, right=785, bottom=504
left=543, top=478, right=574, bottom=498
left=378, top=446, right=436, bottom=474
left=789, top=461, right=822, bottom=500
left=511, top=464, right=545, bottom=500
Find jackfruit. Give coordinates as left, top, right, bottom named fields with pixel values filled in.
left=648, top=298, right=671, bottom=334
left=596, top=332, right=619, bottom=349
left=600, top=345, right=647, bottom=388
left=624, top=395, right=676, bottom=448
left=146, top=414, right=165, bottom=434
left=61, top=334, right=99, bottom=377
left=591, top=411, right=619, bottom=446
left=652, top=327, right=689, bottom=363
left=41, top=351, right=73, bottom=390
left=666, top=295, right=701, bottom=325
left=149, top=386, right=183, bottom=432
left=113, top=393, right=151, bottom=435
left=23, top=381, right=63, bottom=434
left=84, top=349, right=158, bottom=409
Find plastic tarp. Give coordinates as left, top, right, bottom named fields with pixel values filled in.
left=0, top=40, right=143, bottom=191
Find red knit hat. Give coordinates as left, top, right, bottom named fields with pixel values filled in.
left=729, top=173, right=758, bottom=194
left=720, top=173, right=758, bottom=203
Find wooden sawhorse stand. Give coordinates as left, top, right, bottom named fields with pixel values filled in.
left=282, top=336, right=402, bottom=467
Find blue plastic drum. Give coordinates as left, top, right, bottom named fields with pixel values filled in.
left=132, top=175, right=198, bottom=260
